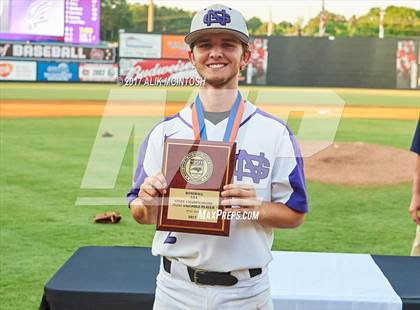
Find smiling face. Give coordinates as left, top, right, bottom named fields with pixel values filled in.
left=188, top=33, right=250, bottom=89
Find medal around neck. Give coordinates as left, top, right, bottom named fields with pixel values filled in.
left=156, top=139, right=236, bottom=236
left=157, top=93, right=243, bottom=236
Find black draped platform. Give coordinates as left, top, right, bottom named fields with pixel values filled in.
left=40, top=246, right=420, bottom=310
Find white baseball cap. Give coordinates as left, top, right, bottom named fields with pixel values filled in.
left=184, top=4, right=249, bottom=46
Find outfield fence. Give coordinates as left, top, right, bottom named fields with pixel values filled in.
left=0, top=34, right=419, bottom=89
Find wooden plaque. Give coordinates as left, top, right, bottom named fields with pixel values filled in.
left=156, top=138, right=236, bottom=236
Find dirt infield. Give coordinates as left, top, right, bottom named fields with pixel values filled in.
left=304, top=142, right=415, bottom=185
left=1, top=99, right=419, bottom=119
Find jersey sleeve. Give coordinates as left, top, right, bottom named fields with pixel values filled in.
left=271, top=126, right=308, bottom=213
left=411, top=119, right=420, bottom=155
left=126, top=125, right=164, bottom=207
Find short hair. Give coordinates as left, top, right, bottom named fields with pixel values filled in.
left=241, top=42, right=250, bottom=54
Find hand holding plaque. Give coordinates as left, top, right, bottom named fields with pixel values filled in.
left=156, top=139, right=236, bottom=236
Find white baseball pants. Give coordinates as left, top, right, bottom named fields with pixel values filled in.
left=153, top=257, right=273, bottom=310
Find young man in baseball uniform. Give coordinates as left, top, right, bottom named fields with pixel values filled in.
left=128, top=4, right=308, bottom=309
left=409, top=119, right=420, bottom=256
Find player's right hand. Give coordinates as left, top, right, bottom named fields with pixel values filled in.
left=138, top=173, right=167, bottom=208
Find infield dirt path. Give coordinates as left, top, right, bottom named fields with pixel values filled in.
left=1, top=99, right=418, bottom=119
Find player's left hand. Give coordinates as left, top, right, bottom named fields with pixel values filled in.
left=408, top=195, right=420, bottom=225
left=220, top=184, right=262, bottom=214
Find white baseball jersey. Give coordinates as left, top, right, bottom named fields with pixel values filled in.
left=128, top=100, right=308, bottom=271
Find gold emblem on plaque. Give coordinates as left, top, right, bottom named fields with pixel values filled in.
left=180, top=151, right=213, bottom=184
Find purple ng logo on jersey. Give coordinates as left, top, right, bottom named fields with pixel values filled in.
left=203, top=9, right=231, bottom=26
left=235, top=150, right=270, bottom=184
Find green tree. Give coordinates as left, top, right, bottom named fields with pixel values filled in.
left=254, top=22, right=268, bottom=35
left=100, top=0, right=133, bottom=42
left=352, top=7, right=381, bottom=36
left=247, top=17, right=263, bottom=35
left=153, top=6, right=194, bottom=33
left=347, top=15, right=358, bottom=36
left=128, top=4, right=193, bottom=33
left=247, top=20, right=292, bottom=36
left=273, top=21, right=293, bottom=35
left=353, top=6, right=420, bottom=37
left=303, top=11, right=349, bottom=37
left=129, top=3, right=148, bottom=33
left=288, top=17, right=304, bottom=36
left=383, top=6, right=419, bottom=37
left=101, top=3, right=420, bottom=41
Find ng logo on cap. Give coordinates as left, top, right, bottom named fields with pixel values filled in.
left=203, top=9, right=231, bottom=26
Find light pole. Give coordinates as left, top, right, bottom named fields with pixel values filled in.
left=147, top=0, right=154, bottom=32
left=379, top=8, right=385, bottom=39
left=267, top=6, right=273, bottom=36
left=319, top=0, right=326, bottom=37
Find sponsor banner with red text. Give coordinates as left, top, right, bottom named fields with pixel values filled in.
left=119, top=59, right=198, bottom=83
left=79, top=63, right=118, bottom=82
left=0, top=60, right=36, bottom=81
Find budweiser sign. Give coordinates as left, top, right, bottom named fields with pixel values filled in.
left=120, top=59, right=199, bottom=83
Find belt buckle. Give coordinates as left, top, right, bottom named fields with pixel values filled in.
left=193, top=268, right=206, bottom=285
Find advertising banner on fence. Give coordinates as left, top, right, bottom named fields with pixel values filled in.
left=0, top=41, right=116, bottom=63
left=162, top=35, right=189, bottom=59
left=0, top=60, right=36, bottom=81
left=119, top=58, right=199, bottom=85
left=119, top=33, right=162, bottom=58
left=79, top=63, right=118, bottom=82
left=37, top=62, right=79, bottom=81
left=396, top=40, right=419, bottom=89
left=240, top=37, right=268, bottom=85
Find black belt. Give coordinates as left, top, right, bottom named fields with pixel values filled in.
left=163, top=256, right=262, bottom=286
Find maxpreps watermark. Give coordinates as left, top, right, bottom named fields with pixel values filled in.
left=197, top=209, right=260, bottom=221
left=119, top=76, right=205, bottom=87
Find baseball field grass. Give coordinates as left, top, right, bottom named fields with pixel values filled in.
left=0, top=82, right=419, bottom=309
left=1, top=82, right=419, bottom=108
